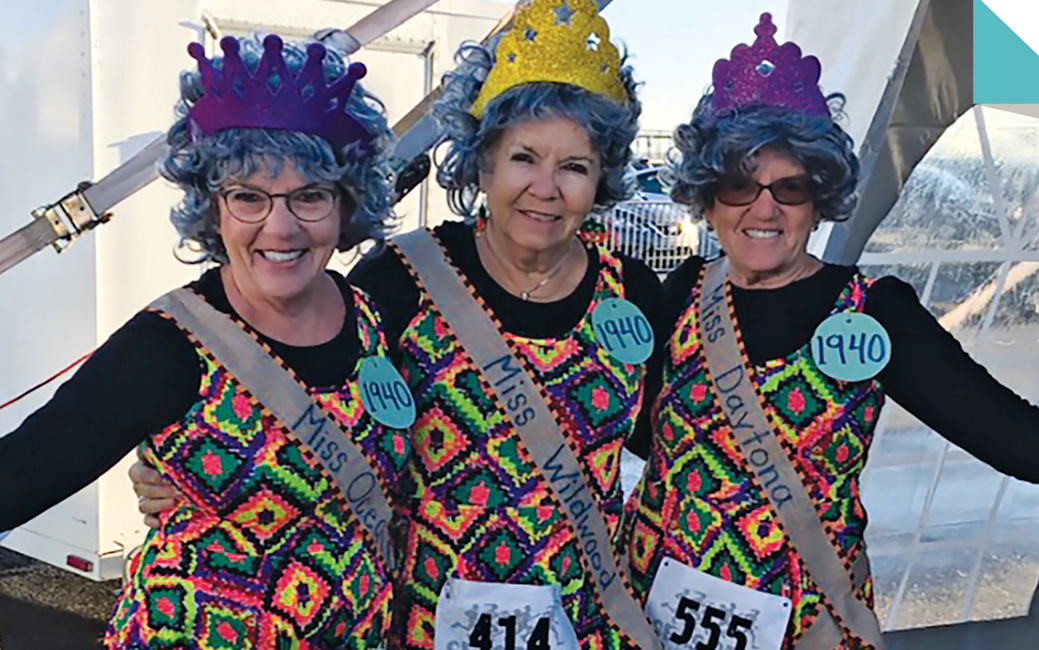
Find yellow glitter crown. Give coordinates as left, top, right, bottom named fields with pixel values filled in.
left=470, top=0, right=627, bottom=117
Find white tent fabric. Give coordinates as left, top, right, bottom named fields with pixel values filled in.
left=785, top=0, right=922, bottom=147
left=786, top=0, right=973, bottom=264
left=782, top=3, right=1039, bottom=643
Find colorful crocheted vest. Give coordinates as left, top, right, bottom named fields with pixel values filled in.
left=623, top=268, right=884, bottom=650
left=389, top=232, right=645, bottom=650
left=105, top=287, right=410, bottom=650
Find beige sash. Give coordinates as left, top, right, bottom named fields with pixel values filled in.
left=149, top=288, right=397, bottom=571
left=392, top=229, right=662, bottom=650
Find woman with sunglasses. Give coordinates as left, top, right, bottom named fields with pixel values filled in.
left=622, top=14, right=1039, bottom=650
left=0, top=34, right=411, bottom=648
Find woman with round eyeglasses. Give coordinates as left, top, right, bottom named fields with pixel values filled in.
left=622, top=14, right=1039, bottom=650
left=128, top=1, right=666, bottom=647
left=0, top=33, right=411, bottom=649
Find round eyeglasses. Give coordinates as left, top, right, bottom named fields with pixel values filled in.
left=714, top=175, right=815, bottom=207
left=219, top=186, right=340, bottom=223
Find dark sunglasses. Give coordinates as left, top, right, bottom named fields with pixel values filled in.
left=714, top=174, right=816, bottom=207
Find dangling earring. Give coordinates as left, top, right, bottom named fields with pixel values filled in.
left=474, top=204, right=488, bottom=238
left=577, top=217, right=607, bottom=246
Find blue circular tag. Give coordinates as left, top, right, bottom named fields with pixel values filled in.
left=810, top=313, right=891, bottom=382
left=358, top=357, right=416, bottom=429
left=591, top=298, right=654, bottom=365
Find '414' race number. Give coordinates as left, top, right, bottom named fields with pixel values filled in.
left=670, top=597, right=752, bottom=650
left=435, top=579, right=577, bottom=650
left=469, top=614, right=551, bottom=650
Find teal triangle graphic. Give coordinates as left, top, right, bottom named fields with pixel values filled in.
left=975, top=0, right=1039, bottom=104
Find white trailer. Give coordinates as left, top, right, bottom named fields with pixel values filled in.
left=0, top=0, right=505, bottom=581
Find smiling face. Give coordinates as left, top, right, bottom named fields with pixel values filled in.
left=705, top=148, right=820, bottom=282
left=217, top=161, right=342, bottom=304
left=478, top=116, right=602, bottom=254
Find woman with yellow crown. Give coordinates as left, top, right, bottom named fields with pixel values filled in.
left=0, top=33, right=413, bottom=648
left=622, top=13, right=1039, bottom=650
left=346, top=0, right=664, bottom=648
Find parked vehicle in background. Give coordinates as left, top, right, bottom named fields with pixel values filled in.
left=598, top=166, right=719, bottom=273
left=631, top=164, right=666, bottom=196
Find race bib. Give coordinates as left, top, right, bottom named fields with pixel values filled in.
left=645, top=557, right=792, bottom=650
left=810, top=313, right=892, bottom=382
left=434, top=578, right=579, bottom=650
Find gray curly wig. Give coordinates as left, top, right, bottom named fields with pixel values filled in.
left=668, top=93, right=860, bottom=222
left=432, top=37, right=642, bottom=220
left=161, top=34, right=397, bottom=263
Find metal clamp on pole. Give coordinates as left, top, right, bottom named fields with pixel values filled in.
left=30, top=185, right=110, bottom=253
left=0, top=0, right=446, bottom=278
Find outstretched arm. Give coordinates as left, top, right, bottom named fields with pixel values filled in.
left=0, top=313, right=201, bottom=531
left=870, top=277, right=1039, bottom=483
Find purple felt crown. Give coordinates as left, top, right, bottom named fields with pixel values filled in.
left=708, top=13, right=829, bottom=120
left=186, top=35, right=375, bottom=157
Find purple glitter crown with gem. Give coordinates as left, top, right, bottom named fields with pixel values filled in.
left=707, top=13, right=830, bottom=121
left=186, top=35, right=375, bottom=157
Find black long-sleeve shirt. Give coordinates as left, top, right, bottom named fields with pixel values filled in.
left=0, top=223, right=665, bottom=532
left=0, top=269, right=360, bottom=531
left=625, top=256, right=1039, bottom=484
left=347, top=222, right=668, bottom=354
left=2, top=239, right=1037, bottom=532
left=347, top=221, right=669, bottom=452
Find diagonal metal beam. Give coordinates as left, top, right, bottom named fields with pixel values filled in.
left=0, top=0, right=622, bottom=277
left=0, top=0, right=447, bottom=277
left=821, top=0, right=973, bottom=265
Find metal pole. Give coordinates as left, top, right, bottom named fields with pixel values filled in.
left=0, top=0, right=449, bottom=277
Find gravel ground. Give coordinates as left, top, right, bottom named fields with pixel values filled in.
left=0, top=548, right=118, bottom=650
left=3, top=544, right=1035, bottom=650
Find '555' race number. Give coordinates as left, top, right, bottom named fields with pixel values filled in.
left=646, top=558, right=792, bottom=650
left=669, top=597, right=753, bottom=649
